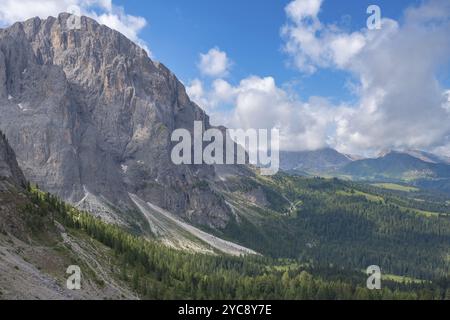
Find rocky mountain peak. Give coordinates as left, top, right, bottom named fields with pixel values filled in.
left=0, top=14, right=231, bottom=229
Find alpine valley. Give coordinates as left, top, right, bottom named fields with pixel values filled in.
left=1, top=14, right=450, bottom=300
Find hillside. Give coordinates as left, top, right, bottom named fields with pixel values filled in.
left=340, top=151, right=450, bottom=181
left=0, top=131, right=138, bottom=299
left=1, top=14, right=450, bottom=300
left=280, top=148, right=352, bottom=174
left=1, top=129, right=450, bottom=299
left=19, top=187, right=450, bottom=300
left=212, top=172, right=450, bottom=280
left=0, top=13, right=240, bottom=231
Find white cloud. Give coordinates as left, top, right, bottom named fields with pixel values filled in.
left=198, top=47, right=232, bottom=78
left=285, top=0, right=322, bottom=22
left=227, top=76, right=334, bottom=151
left=443, top=90, right=450, bottom=112
left=0, top=0, right=150, bottom=54
left=211, top=79, right=235, bottom=102
left=189, top=0, right=450, bottom=156
left=186, top=79, right=209, bottom=109
left=331, top=1, right=450, bottom=155
left=282, top=0, right=368, bottom=72
left=280, top=0, right=450, bottom=155
left=187, top=78, right=236, bottom=112
left=188, top=76, right=335, bottom=151
left=328, top=32, right=366, bottom=68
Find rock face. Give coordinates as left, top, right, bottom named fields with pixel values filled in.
left=0, top=14, right=231, bottom=229
left=0, top=129, right=138, bottom=300
left=0, top=131, right=26, bottom=188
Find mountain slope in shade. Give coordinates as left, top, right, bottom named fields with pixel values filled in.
left=0, top=131, right=137, bottom=299
left=0, top=131, right=26, bottom=189
left=340, top=151, right=450, bottom=181
left=0, top=14, right=241, bottom=230
left=404, top=150, right=450, bottom=165
left=280, top=148, right=352, bottom=174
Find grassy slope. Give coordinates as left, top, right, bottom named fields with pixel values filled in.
left=38, top=187, right=450, bottom=300
left=371, top=183, right=420, bottom=192
left=1, top=181, right=449, bottom=300
left=0, top=183, right=136, bottom=299
left=212, top=173, right=450, bottom=280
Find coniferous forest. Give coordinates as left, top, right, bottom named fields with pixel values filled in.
left=24, top=183, right=450, bottom=300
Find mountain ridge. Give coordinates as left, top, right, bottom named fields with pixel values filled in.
left=0, top=13, right=240, bottom=231
left=340, top=150, right=450, bottom=181
left=280, top=148, right=352, bottom=174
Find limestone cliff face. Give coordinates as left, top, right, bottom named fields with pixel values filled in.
left=0, top=14, right=231, bottom=228
left=0, top=131, right=26, bottom=188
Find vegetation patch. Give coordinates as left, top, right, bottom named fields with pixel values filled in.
left=372, top=183, right=419, bottom=192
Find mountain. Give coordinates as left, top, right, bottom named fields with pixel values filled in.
left=0, top=14, right=244, bottom=232
left=0, top=131, right=26, bottom=189
left=0, top=130, right=255, bottom=299
left=404, top=150, right=450, bottom=164
left=280, top=148, right=352, bottom=174
left=281, top=148, right=450, bottom=195
left=2, top=129, right=449, bottom=299
left=2, top=14, right=450, bottom=296
left=340, top=150, right=450, bottom=181
left=0, top=131, right=139, bottom=299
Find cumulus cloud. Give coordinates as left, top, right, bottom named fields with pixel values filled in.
left=443, top=90, right=450, bottom=112
left=226, top=76, right=335, bottom=151
left=285, top=0, right=322, bottom=21
left=282, top=0, right=367, bottom=73
left=330, top=0, right=450, bottom=155
left=186, top=79, right=210, bottom=110
left=198, top=47, right=232, bottom=78
left=281, top=0, right=450, bottom=155
left=189, top=0, right=450, bottom=156
left=188, top=76, right=336, bottom=151
left=0, top=0, right=150, bottom=53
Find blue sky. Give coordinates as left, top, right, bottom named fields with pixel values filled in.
left=1, top=0, right=449, bottom=155
left=114, top=0, right=422, bottom=101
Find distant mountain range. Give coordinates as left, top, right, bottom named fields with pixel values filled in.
left=280, top=148, right=352, bottom=175
left=341, top=150, right=450, bottom=181
left=280, top=148, right=450, bottom=193
left=402, top=150, right=450, bottom=165
left=1, top=14, right=450, bottom=298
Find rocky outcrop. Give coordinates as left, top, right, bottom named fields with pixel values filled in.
left=0, top=131, right=26, bottom=188
left=0, top=14, right=232, bottom=229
